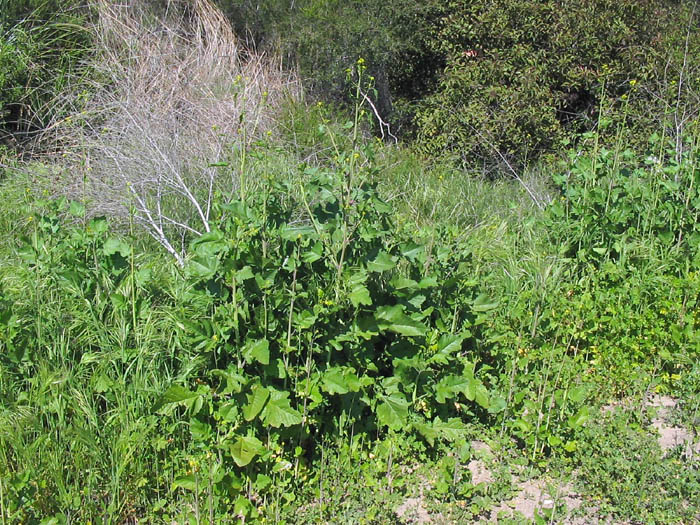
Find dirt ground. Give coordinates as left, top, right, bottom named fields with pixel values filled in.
left=395, top=395, right=699, bottom=524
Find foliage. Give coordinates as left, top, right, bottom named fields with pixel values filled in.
left=1, top=21, right=700, bottom=518
left=154, top=78, right=508, bottom=517
left=0, top=75, right=504, bottom=520
left=0, top=0, right=90, bottom=139
left=217, top=0, right=443, bottom=133
left=454, top=126, right=700, bottom=464
left=413, top=0, right=694, bottom=166
left=545, top=131, right=700, bottom=385
left=0, top=196, right=183, bottom=521
left=219, top=0, right=700, bottom=170
left=576, top=408, right=700, bottom=523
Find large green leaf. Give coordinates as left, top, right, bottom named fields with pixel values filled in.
left=513, top=418, right=532, bottom=433
left=301, top=242, right=323, bottom=263
left=322, top=367, right=350, bottom=394
left=347, top=270, right=368, bottom=286
left=216, top=401, right=239, bottom=422
left=230, top=435, right=265, bottom=467
left=417, top=276, right=438, bottom=289
left=69, top=200, right=86, bottom=217
left=488, top=395, right=507, bottom=414
left=190, top=418, right=212, bottom=442
left=210, top=367, right=247, bottom=395
left=103, top=237, right=131, bottom=257
left=349, top=284, right=372, bottom=307
left=414, top=420, right=439, bottom=446
left=280, top=224, right=316, bottom=241
left=391, top=277, right=418, bottom=290
left=568, top=385, right=588, bottom=404
left=322, top=367, right=361, bottom=394
left=262, top=391, right=302, bottom=428
left=376, top=393, right=409, bottom=430
left=187, top=255, right=219, bottom=280
left=469, top=377, right=490, bottom=409
left=416, top=417, right=467, bottom=446
left=434, top=372, right=488, bottom=408
left=434, top=375, right=470, bottom=403
left=567, top=406, right=590, bottom=430
left=472, top=293, right=499, bottom=312
left=432, top=417, right=467, bottom=441
left=243, top=339, right=269, bottom=365
left=221, top=201, right=255, bottom=222
left=243, top=384, right=270, bottom=421
left=375, top=305, right=427, bottom=337
left=294, top=310, right=317, bottom=330
left=400, top=242, right=425, bottom=261
left=235, top=266, right=255, bottom=282
left=191, top=229, right=226, bottom=257
left=152, top=385, right=200, bottom=412
left=428, top=334, right=465, bottom=364
left=367, top=251, right=397, bottom=272
left=172, top=474, right=197, bottom=491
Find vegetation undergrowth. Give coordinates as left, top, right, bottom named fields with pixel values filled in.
left=0, top=0, right=90, bottom=142
left=2, top=91, right=699, bottom=522
left=0, top=1, right=699, bottom=524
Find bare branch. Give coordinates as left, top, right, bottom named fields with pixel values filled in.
left=36, top=0, right=300, bottom=264
left=359, top=88, right=398, bottom=144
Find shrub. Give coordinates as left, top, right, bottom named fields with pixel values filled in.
left=539, top=130, right=700, bottom=388
left=413, top=0, right=694, bottom=168
left=216, top=0, right=442, bottom=135
left=217, top=0, right=700, bottom=169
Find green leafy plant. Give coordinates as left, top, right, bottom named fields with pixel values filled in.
left=150, top=61, right=504, bottom=517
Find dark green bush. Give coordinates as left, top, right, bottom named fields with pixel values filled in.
left=413, top=0, right=695, bottom=168
left=217, top=0, right=442, bottom=134
left=220, top=0, right=699, bottom=169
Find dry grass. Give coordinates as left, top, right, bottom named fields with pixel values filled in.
left=41, top=0, right=300, bottom=265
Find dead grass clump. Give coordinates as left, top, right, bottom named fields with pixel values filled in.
left=43, top=0, right=300, bottom=265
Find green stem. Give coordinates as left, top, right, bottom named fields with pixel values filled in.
left=129, top=208, right=138, bottom=347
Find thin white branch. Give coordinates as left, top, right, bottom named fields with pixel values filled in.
left=359, top=89, right=398, bottom=144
